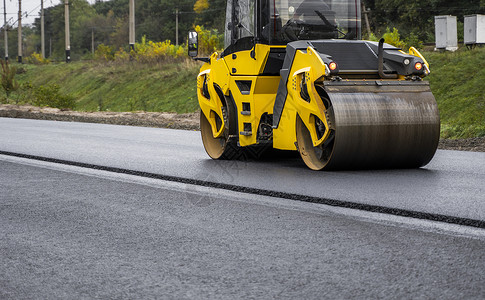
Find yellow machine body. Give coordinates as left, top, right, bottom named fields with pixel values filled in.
left=197, top=44, right=282, bottom=147
left=196, top=42, right=439, bottom=170
left=193, top=0, right=439, bottom=170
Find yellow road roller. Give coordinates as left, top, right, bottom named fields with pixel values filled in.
left=188, top=0, right=440, bottom=170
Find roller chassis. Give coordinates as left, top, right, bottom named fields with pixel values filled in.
left=195, top=38, right=440, bottom=170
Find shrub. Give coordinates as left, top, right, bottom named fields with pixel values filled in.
left=195, top=25, right=224, bottom=55
left=114, top=48, right=130, bottom=61
left=382, top=27, right=406, bottom=49
left=132, top=36, right=187, bottom=63
left=26, top=52, right=50, bottom=65
left=376, top=27, right=423, bottom=51
left=94, top=31, right=221, bottom=64
left=404, top=32, right=423, bottom=50
left=0, top=60, right=20, bottom=102
left=366, top=32, right=379, bottom=42
left=31, top=84, right=75, bottom=110
left=92, top=29, right=222, bottom=63
left=95, top=44, right=115, bottom=61
left=11, top=81, right=35, bottom=105
left=96, top=37, right=187, bottom=64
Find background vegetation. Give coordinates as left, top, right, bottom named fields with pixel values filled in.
left=5, top=60, right=200, bottom=113
left=2, top=0, right=484, bottom=60
left=0, top=0, right=484, bottom=139
left=425, top=48, right=485, bottom=138
left=0, top=0, right=226, bottom=61
left=1, top=46, right=484, bottom=138
left=362, top=0, right=485, bottom=41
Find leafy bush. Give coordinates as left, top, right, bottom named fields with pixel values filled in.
left=25, top=52, right=51, bottom=65
left=382, top=27, right=406, bottom=49
left=193, top=0, right=209, bottom=13
left=373, top=27, right=423, bottom=51
left=366, top=32, right=379, bottom=42
left=195, top=25, right=224, bottom=55
left=132, top=36, right=186, bottom=63
left=93, top=27, right=223, bottom=63
left=95, top=44, right=115, bottom=61
left=96, top=37, right=187, bottom=63
left=403, top=32, right=423, bottom=50
left=31, top=84, right=75, bottom=110
left=114, top=48, right=130, bottom=61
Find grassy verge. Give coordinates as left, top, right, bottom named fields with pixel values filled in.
left=10, top=59, right=201, bottom=114
left=425, top=47, right=485, bottom=138
left=2, top=47, right=484, bottom=139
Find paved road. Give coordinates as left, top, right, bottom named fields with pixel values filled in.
left=1, top=156, right=485, bottom=299
left=1, top=118, right=484, bottom=223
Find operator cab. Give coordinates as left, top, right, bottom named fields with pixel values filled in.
left=224, top=0, right=361, bottom=53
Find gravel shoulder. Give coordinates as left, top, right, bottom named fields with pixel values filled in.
left=0, top=104, right=200, bottom=131
left=2, top=104, right=484, bottom=152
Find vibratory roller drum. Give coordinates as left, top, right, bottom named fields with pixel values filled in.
left=296, top=82, right=440, bottom=170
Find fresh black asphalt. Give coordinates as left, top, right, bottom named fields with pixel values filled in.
left=1, top=159, right=485, bottom=299
left=1, top=117, right=485, bottom=298
left=1, top=118, right=484, bottom=222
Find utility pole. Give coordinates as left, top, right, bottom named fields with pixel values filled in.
left=41, top=0, right=45, bottom=58
left=91, top=27, right=94, bottom=54
left=3, top=0, right=8, bottom=60
left=129, top=0, right=134, bottom=51
left=362, top=3, right=371, bottom=37
left=17, top=0, right=21, bottom=63
left=175, top=8, right=178, bottom=46
left=64, top=0, right=70, bottom=62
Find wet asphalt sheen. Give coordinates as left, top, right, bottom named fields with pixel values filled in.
left=1, top=159, right=485, bottom=299
left=1, top=117, right=485, bottom=298
left=0, top=118, right=484, bottom=221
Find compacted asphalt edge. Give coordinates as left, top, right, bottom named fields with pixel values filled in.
left=2, top=149, right=485, bottom=229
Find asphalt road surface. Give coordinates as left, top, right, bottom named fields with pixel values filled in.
left=1, top=118, right=485, bottom=299
left=1, top=118, right=484, bottom=223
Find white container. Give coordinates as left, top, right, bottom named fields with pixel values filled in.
left=435, top=15, right=458, bottom=51
left=464, top=14, right=485, bottom=45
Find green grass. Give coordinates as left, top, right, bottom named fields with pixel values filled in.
left=11, top=60, right=201, bottom=114
left=4, top=48, right=485, bottom=138
left=425, top=47, right=485, bottom=138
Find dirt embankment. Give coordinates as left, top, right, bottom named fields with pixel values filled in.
left=0, top=104, right=200, bottom=131
left=1, top=104, right=484, bottom=152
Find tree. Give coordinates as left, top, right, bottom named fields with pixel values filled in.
left=195, top=0, right=226, bottom=33
left=363, top=0, right=485, bottom=42
left=33, top=0, right=97, bottom=60
left=29, top=0, right=228, bottom=60
left=194, top=0, right=209, bottom=14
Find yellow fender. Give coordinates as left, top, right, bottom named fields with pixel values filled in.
left=197, top=53, right=226, bottom=138
left=287, top=47, right=331, bottom=147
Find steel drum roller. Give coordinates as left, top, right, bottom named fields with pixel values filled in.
left=297, top=81, right=440, bottom=170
